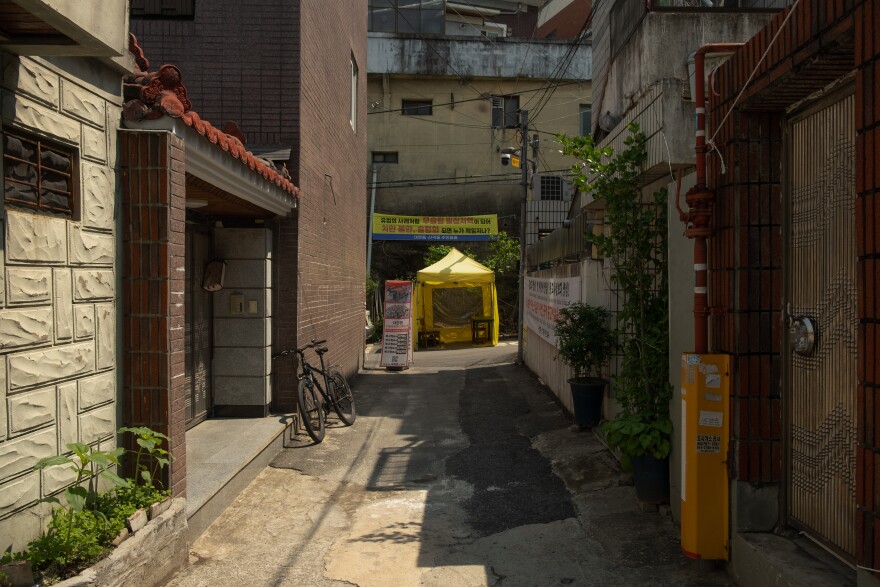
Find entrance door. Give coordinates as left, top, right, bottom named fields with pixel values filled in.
left=786, top=91, right=857, bottom=558
left=185, top=226, right=213, bottom=428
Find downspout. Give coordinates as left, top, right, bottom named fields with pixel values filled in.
left=684, top=44, right=743, bottom=354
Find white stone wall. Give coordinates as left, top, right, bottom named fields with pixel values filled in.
left=0, top=52, right=121, bottom=552
left=212, top=228, right=272, bottom=408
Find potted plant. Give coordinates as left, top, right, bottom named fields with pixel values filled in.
left=560, top=124, right=672, bottom=504
left=555, top=302, right=614, bottom=429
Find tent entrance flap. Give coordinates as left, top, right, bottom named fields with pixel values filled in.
left=413, top=248, right=500, bottom=348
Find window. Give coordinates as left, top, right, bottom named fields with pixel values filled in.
left=491, top=95, right=519, bottom=129
left=131, top=0, right=194, bottom=18
left=369, top=0, right=444, bottom=34
left=539, top=176, right=564, bottom=201
left=538, top=229, right=554, bottom=240
left=3, top=129, right=76, bottom=217
left=579, top=104, right=592, bottom=136
left=372, top=152, right=399, bottom=163
left=401, top=99, right=432, bottom=116
left=350, top=56, right=358, bottom=132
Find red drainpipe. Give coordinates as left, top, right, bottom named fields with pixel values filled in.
left=685, top=43, right=743, bottom=354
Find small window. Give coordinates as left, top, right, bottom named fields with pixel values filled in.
left=3, top=129, right=76, bottom=217
left=372, top=152, right=399, bottom=163
left=579, top=104, right=592, bottom=136
left=350, top=56, right=359, bottom=132
left=131, top=0, right=195, bottom=18
left=540, top=176, right=564, bottom=201
left=491, top=95, right=519, bottom=129
left=401, top=99, right=432, bottom=116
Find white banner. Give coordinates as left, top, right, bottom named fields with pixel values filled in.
left=380, top=280, right=414, bottom=368
left=524, top=276, right=581, bottom=346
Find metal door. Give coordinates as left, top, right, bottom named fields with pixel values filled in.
left=185, top=226, right=213, bottom=428
left=786, top=91, right=856, bottom=558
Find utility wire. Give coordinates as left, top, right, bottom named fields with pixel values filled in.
left=368, top=81, right=585, bottom=116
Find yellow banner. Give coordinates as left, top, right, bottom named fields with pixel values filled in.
left=372, top=214, right=499, bottom=241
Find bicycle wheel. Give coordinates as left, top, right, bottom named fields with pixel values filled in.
left=328, top=371, right=356, bottom=426
left=297, top=378, right=325, bottom=443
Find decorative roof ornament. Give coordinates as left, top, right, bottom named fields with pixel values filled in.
left=122, top=34, right=298, bottom=198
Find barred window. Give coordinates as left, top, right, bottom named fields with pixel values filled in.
left=540, top=175, right=564, bottom=201
left=491, top=95, right=519, bottom=129
left=3, top=130, right=76, bottom=217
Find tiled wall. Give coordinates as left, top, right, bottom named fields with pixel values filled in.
left=213, top=228, right=272, bottom=416
left=120, top=130, right=187, bottom=498
left=708, top=0, right=880, bottom=568
left=0, top=53, right=121, bottom=551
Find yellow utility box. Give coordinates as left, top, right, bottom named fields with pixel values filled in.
left=680, top=353, right=730, bottom=560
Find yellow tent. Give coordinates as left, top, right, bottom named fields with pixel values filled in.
left=413, top=248, right=499, bottom=349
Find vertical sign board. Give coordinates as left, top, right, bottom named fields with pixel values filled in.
left=524, top=276, right=581, bottom=346
left=680, top=353, right=730, bottom=560
left=380, top=280, right=414, bottom=368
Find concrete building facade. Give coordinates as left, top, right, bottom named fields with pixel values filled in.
left=0, top=0, right=131, bottom=551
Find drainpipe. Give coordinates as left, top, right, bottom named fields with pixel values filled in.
left=684, top=44, right=743, bottom=354
left=367, top=164, right=379, bottom=277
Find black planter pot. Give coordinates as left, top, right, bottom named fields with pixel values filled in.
left=631, top=453, right=670, bottom=504
left=568, top=378, right=606, bottom=429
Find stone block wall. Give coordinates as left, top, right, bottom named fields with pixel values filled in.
left=0, top=53, right=122, bottom=551
left=213, top=228, right=272, bottom=416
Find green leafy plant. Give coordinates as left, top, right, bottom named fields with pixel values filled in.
left=555, top=302, right=614, bottom=382
left=8, top=427, right=173, bottom=584
left=482, top=231, right=519, bottom=275
left=117, top=426, right=171, bottom=487
left=560, top=123, right=672, bottom=462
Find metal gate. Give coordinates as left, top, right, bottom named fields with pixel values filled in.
left=786, top=91, right=856, bottom=558
left=185, top=226, right=213, bottom=428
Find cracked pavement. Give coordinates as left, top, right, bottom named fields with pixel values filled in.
left=163, top=343, right=734, bottom=586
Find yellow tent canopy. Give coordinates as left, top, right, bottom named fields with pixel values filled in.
left=413, top=248, right=499, bottom=348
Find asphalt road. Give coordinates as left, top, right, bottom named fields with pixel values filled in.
left=163, top=342, right=733, bottom=586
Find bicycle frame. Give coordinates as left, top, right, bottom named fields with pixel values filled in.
left=297, top=346, right=336, bottom=407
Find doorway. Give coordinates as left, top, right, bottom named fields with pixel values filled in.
left=785, top=90, right=857, bottom=559
left=185, top=225, right=213, bottom=428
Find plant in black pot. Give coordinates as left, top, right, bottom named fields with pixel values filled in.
left=560, top=123, right=672, bottom=504
left=555, top=302, right=614, bottom=430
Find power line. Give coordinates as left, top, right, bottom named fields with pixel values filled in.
left=367, top=81, right=586, bottom=116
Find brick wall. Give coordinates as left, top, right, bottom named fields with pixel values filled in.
left=708, top=110, right=784, bottom=485
left=0, top=53, right=121, bottom=551
left=855, top=0, right=880, bottom=572
left=120, top=131, right=187, bottom=497
left=291, top=0, right=367, bottom=388
left=707, top=0, right=879, bottom=568
left=130, top=2, right=300, bottom=150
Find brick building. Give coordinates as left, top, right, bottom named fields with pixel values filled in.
left=126, top=0, right=368, bottom=535
left=708, top=0, right=878, bottom=582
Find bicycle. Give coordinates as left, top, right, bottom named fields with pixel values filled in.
left=273, top=339, right=356, bottom=443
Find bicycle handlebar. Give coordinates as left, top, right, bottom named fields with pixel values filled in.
left=271, top=339, right=329, bottom=360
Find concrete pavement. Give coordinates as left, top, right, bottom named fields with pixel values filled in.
left=163, top=342, right=734, bottom=586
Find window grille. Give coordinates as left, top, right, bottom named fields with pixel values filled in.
left=3, top=129, right=76, bottom=217
left=401, top=99, right=433, bottom=116
left=539, top=175, right=564, bottom=201
left=491, top=95, right=519, bottom=129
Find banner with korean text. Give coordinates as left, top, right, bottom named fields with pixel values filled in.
left=372, top=214, right=498, bottom=241
left=380, top=280, right=414, bottom=368
left=525, top=276, right=582, bottom=346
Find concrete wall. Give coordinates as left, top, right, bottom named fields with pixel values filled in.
left=213, top=228, right=272, bottom=413
left=0, top=52, right=122, bottom=551
left=368, top=35, right=591, bottom=80
left=592, top=10, right=775, bottom=137
left=367, top=76, right=591, bottom=185
left=524, top=259, right=610, bottom=416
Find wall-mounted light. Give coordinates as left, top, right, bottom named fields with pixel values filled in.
left=185, top=199, right=208, bottom=209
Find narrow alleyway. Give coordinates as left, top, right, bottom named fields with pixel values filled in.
left=163, top=343, right=733, bottom=586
